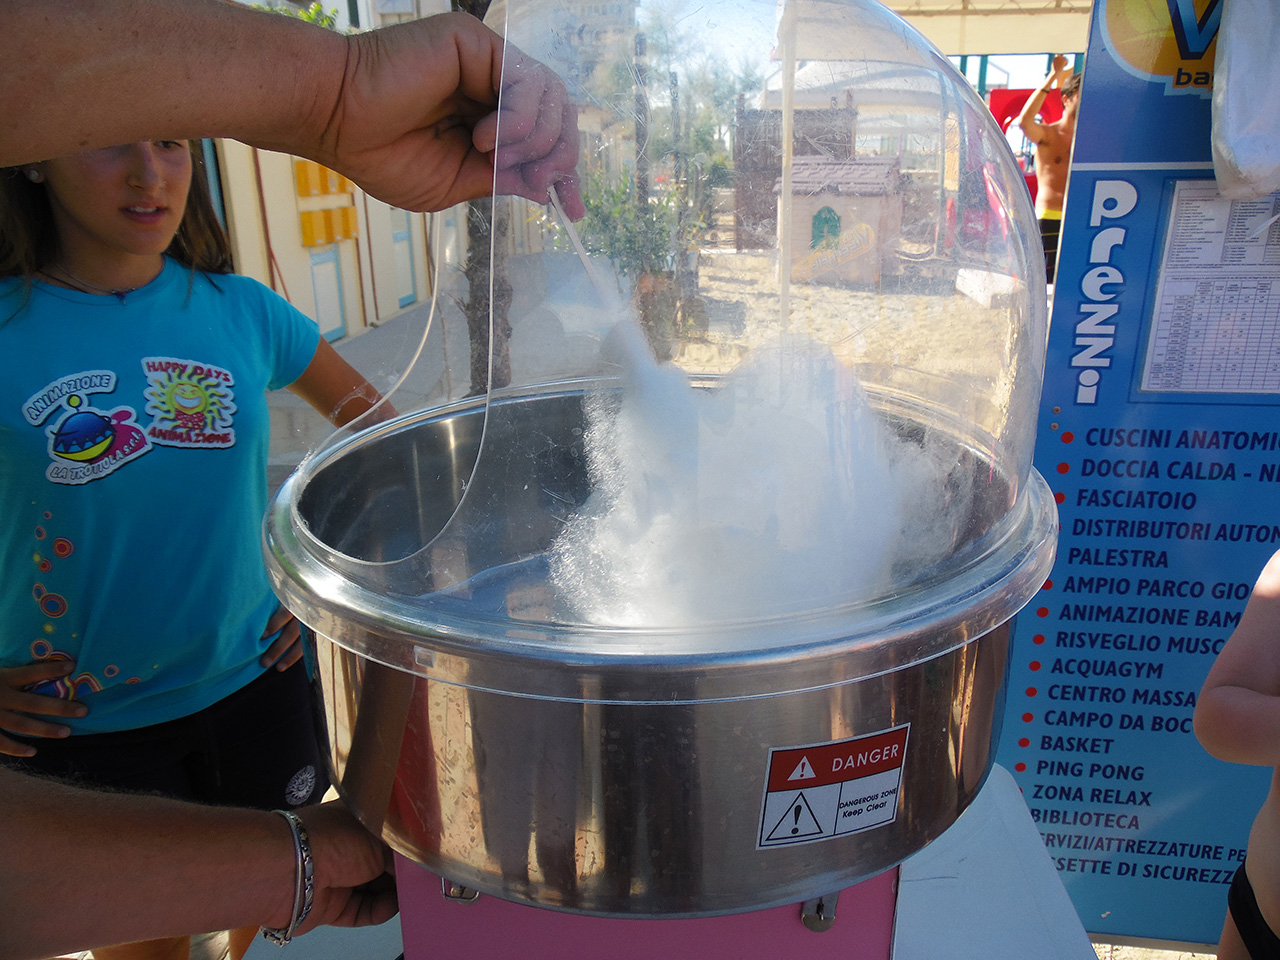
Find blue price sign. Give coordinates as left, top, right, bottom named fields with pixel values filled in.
left=995, top=0, right=1277, bottom=944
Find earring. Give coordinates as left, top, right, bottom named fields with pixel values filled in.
left=24, top=168, right=42, bottom=183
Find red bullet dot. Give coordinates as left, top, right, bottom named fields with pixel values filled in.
left=1018, top=738, right=1030, bottom=747
left=1026, top=687, right=1038, bottom=697
left=1022, top=713, right=1034, bottom=722
left=1062, top=432, right=1074, bottom=444
left=1036, top=606, right=1049, bottom=617
left=1015, top=762, right=1027, bottom=772
left=1030, top=661, right=1042, bottom=671
left=1033, top=634, right=1046, bottom=645
left=1057, top=462, right=1070, bottom=474
left=1055, top=492, right=1066, bottom=504
left=1043, top=579, right=1054, bottom=590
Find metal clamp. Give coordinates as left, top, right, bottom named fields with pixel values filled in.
left=440, top=877, right=482, bottom=904
left=800, top=891, right=840, bottom=932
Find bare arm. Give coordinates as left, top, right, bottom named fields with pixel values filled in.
left=287, top=338, right=397, bottom=428
left=1016, top=54, right=1070, bottom=144
left=1, top=0, right=583, bottom=217
left=0, top=768, right=395, bottom=960
left=1194, top=549, right=1280, bottom=767
left=254, top=339, right=398, bottom=671
left=2, top=0, right=343, bottom=168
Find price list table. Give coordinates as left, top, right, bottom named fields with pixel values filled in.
left=1143, top=277, right=1280, bottom=392
left=1142, top=181, right=1280, bottom=394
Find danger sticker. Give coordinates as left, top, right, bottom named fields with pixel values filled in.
left=757, top=724, right=909, bottom=849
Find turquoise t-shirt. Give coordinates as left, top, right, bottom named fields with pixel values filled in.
left=0, top=259, right=321, bottom=733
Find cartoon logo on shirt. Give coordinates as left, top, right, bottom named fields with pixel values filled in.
left=142, top=356, right=237, bottom=448
left=23, top=371, right=151, bottom=485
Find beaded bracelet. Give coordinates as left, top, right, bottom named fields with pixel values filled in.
left=261, top=809, right=315, bottom=946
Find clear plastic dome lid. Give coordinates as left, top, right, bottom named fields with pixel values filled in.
left=265, top=0, right=1055, bottom=665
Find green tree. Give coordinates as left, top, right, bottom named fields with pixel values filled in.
left=550, top=1, right=764, bottom=352
left=574, top=173, right=674, bottom=282
left=251, top=2, right=342, bottom=30
left=573, top=2, right=760, bottom=258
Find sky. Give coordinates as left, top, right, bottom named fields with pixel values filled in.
left=955, top=53, right=1068, bottom=91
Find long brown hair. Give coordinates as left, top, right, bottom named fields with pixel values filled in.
left=0, top=140, right=234, bottom=282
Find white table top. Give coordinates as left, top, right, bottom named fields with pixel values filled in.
left=894, top=763, right=1096, bottom=960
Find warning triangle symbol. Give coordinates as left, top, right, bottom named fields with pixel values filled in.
left=788, top=756, right=816, bottom=781
left=765, top=792, right=826, bottom=842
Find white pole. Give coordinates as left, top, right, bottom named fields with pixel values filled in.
left=778, top=0, right=797, bottom=333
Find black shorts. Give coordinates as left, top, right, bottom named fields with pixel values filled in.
left=1, top=662, right=330, bottom=810
left=1039, top=217, right=1062, bottom=284
left=1229, top=862, right=1280, bottom=960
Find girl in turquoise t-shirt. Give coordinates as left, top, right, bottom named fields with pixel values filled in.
left=0, top=140, right=387, bottom=960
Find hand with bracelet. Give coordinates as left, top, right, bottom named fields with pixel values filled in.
left=0, top=768, right=396, bottom=960
left=261, top=802, right=396, bottom=943
left=1038, top=54, right=1071, bottom=97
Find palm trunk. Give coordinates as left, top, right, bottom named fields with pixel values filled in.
left=453, top=0, right=511, bottom=396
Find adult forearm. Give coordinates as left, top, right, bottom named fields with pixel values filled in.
left=0, top=769, right=295, bottom=960
left=1014, top=71, right=1055, bottom=136
left=0, top=0, right=345, bottom=166
left=1194, top=687, right=1280, bottom=767
left=1015, top=90, right=1048, bottom=137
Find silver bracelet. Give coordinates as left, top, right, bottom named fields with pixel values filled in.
left=261, top=809, right=315, bottom=946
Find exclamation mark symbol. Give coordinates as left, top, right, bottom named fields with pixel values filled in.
left=791, top=803, right=802, bottom=834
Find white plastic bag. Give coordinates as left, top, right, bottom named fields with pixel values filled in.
left=1212, top=0, right=1280, bottom=199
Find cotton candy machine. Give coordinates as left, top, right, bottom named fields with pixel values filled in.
left=263, top=0, right=1056, bottom=928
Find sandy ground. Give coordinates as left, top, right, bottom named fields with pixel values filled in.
left=1092, top=945, right=1216, bottom=960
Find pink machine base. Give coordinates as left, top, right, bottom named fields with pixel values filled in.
left=396, top=855, right=898, bottom=960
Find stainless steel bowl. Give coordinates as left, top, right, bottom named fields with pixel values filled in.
left=265, top=387, right=1056, bottom=916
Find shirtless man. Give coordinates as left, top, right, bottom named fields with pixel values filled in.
left=1015, top=55, right=1081, bottom=285
left=1195, top=548, right=1280, bottom=959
